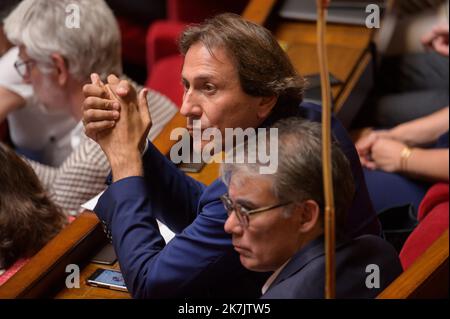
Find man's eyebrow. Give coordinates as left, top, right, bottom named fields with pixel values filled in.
left=181, top=74, right=217, bottom=82
left=235, top=198, right=256, bottom=208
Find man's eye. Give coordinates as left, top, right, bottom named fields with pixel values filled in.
left=203, top=83, right=216, bottom=93
left=182, top=80, right=190, bottom=91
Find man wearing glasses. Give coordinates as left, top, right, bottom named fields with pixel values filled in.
left=13, top=58, right=35, bottom=78
left=222, top=118, right=402, bottom=298
left=3, top=0, right=177, bottom=215
left=0, top=0, right=76, bottom=165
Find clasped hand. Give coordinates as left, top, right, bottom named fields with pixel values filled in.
left=422, top=22, right=449, bottom=57
left=82, top=73, right=152, bottom=181
left=355, top=130, right=406, bottom=173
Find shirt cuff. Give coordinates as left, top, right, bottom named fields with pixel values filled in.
left=142, top=138, right=149, bottom=156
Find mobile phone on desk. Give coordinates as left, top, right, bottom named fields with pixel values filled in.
left=86, top=268, right=128, bottom=292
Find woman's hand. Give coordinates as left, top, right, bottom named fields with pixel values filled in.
left=364, top=138, right=406, bottom=173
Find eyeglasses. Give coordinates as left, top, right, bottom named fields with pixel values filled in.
left=14, top=59, right=36, bottom=78
left=220, top=193, right=292, bottom=228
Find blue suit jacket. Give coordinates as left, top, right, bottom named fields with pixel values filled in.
left=95, top=102, right=381, bottom=298
left=261, top=235, right=402, bottom=299
left=297, top=103, right=381, bottom=236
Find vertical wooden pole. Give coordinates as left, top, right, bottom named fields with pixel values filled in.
left=316, top=0, right=336, bottom=299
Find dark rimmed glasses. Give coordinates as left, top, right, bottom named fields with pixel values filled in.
left=14, top=59, right=36, bottom=78
left=220, top=193, right=292, bottom=228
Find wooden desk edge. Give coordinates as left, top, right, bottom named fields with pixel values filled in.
left=377, top=229, right=449, bottom=299
left=0, top=212, right=103, bottom=298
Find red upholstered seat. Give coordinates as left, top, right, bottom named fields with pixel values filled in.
left=146, top=54, right=184, bottom=107
left=117, top=16, right=148, bottom=67
left=400, top=183, right=449, bottom=270
left=145, top=21, right=186, bottom=70
left=144, top=0, right=249, bottom=108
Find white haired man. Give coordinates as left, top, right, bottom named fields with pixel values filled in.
left=0, top=0, right=76, bottom=165
left=4, top=0, right=178, bottom=214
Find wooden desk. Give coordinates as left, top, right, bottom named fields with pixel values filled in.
left=55, top=247, right=130, bottom=299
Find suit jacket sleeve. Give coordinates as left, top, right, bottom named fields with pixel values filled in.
left=139, top=141, right=207, bottom=232
left=94, top=143, right=240, bottom=298
left=299, top=102, right=381, bottom=237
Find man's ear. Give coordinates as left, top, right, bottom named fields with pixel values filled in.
left=295, top=200, right=321, bottom=233
left=257, top=95, right=277, bottom=120
left=51, top=53, right=69, bottom=86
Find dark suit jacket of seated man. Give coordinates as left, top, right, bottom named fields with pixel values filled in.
left=260, top=234, right=401, bottom=298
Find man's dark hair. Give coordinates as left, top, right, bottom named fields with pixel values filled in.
left=179, top=13, right=305, bottom=119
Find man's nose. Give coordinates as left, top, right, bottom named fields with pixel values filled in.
left=180, top=89, right=202, bottom=118
left=224, top=211, right=244, bottom=236
left=22, top=72, right=32, bottom=84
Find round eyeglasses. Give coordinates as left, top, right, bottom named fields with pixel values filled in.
left=14, top=59, right=36, bottom=79
left=220, top=193, right=292, bottom=228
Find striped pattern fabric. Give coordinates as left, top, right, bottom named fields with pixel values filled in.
left=26, top=87, right=179, bottom=215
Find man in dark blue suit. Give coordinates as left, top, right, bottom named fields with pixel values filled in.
left=222, top=118, right=402, bottom=298
left=82, top=14, right=381, bottom=298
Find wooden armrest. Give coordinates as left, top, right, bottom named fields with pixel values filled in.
left=152, top=111, right=186, bottom=156
left=0, top=212, right=106, bottom=298
left=377, top=229, right=449, bottom=299
left=146, top=21, right=187, bottom=68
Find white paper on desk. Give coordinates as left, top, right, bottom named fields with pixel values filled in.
left=80, top=192, right=175, bottom=244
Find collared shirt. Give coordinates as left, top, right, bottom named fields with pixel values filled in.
left=261, top=258, right=291, bottom=295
